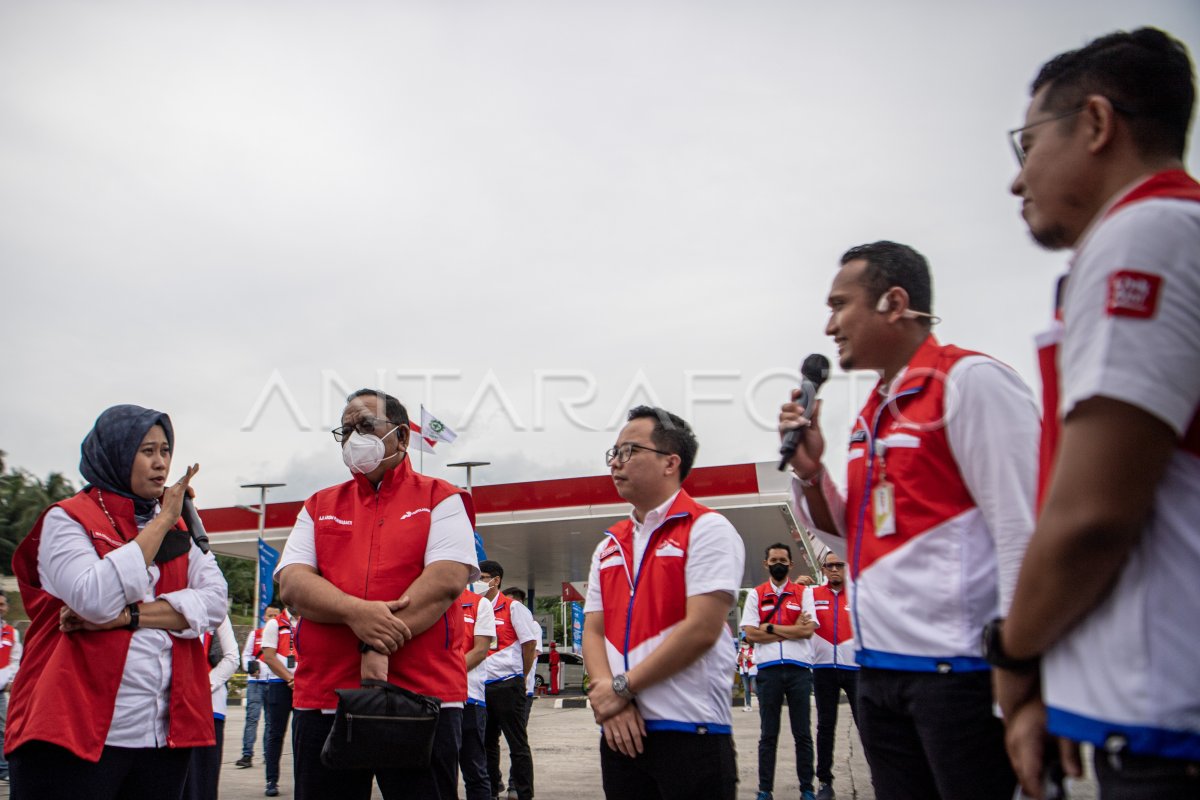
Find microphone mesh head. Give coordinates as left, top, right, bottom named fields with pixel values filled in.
left=800, top=354, right=831, bottom=387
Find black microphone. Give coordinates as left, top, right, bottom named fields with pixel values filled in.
left=181, top=495, right=212, bottom=554
left=778, top=353, right=831, bottom=471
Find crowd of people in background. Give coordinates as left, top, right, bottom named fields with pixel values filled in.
left=0, top=23, right=1196, bottom=800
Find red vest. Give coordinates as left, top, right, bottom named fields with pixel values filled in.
left=844, top=336, right=980, bottom=577
left=272, top=612, right=296, bottom=659
left=486, top=592, right=519, bottom=654
left=1037, top=170, right=1200, bottom=503
left=598, top=491, right=709, bottom=662
left=251, top=627, right=265, bottom=656
left=753, top=581, right=809, bottom=627
left=458, top=589, right=483, bottom=652
left=811, top=584, right=852, bottom=646
left=6, top=490, right=214, bottom=761
left=0, top=626, right=15, bottom=670
left=293, top=461, right=474, bottom=709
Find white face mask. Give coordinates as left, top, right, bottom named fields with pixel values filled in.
left=341, top=425, right=402, bottom=475
left=471, top=580, right=491, bottom=595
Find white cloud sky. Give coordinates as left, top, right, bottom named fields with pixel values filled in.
left=2, top=1, right=1197, bottom=509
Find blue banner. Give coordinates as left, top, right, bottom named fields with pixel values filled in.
left=571, top=602, right=584, bottom=653
left=257, top=539, right=280, bottom=626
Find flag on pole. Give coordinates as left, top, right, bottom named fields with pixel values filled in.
left=420, top=406, right=458, bottom=443
left=257, top=539, right=280, bottom=626
left=407, top=422, right=438, bottom=453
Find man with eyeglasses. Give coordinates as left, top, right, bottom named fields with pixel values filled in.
left=740, top=542, right=818, bottom=800
left=779, top=241, right=1041, bottom=800
left=997, top=28, right=1200, bottom=799
left=809, top=553, right=858, bottom=800
left=583, top=405, right=745, bottom=799
left=275, top=389, right=480, bottom=800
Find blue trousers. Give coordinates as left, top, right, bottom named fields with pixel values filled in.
left=241, top=681, right=265, bottom=758
left=459, top=704, right=491, bottom=800
left=756, top=664, right=814, bottom=793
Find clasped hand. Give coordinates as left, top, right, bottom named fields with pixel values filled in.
left=349, top=596, right=413, bottom=654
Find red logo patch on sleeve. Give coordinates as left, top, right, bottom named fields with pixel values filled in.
left=1106, top=270, right=1163, bottom=319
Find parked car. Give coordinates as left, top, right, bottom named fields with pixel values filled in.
left=534, top=651, right=587, bottom=691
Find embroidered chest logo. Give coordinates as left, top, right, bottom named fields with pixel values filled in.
left=656, top=537, right=685, bottom=557
left=1106, top=270, right=1163, bottom=319
left=318, top=515, right=352, bottom=526
left=399, top=508, right=431, bottom=521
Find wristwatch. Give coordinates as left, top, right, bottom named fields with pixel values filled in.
left=980, top=618, right=1038, bottom=672
left=765, top=623, right=776, bottom=636
left=125, top=603, right=140, bottom=631
left=611, top=673, right=635, bottom=700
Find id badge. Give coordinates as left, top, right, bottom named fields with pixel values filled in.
left=872, top=481, right=896, bottom=537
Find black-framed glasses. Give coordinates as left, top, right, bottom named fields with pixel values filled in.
left=824, top=561, right=847, bottom=570
left=605, top=443, right=672, bottom=465
left=1008, top=100, right=1135, bottom=166
left=331, top=417, right=395, bottom=443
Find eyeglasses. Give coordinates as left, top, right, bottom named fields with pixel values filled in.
left=823, top=562, right=846, bottom=570
left=331, top=417, right=395, bottom=443
left=605, top=443, right=672, bottom=465
left=1008, top=100, right=1135, bottom=166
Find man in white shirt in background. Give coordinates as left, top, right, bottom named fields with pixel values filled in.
left=236, top=604, right=280, bottom=770
left=479, top=561, right=538, bottom=800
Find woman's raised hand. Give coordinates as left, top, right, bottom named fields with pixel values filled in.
left=159, top=463, right=200, bottom=525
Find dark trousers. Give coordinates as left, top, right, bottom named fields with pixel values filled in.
left=599, top=730, right=737, bottom=800
left=263, top=681, right=293, bottom=785
left=756, top=663, right=815, bottom=793
left=485, top=677, right=534, bottom=800
left=813, top=668, right=859, bottom=785
left=1093, top=748, right=1200, bottom=800
left=459, top=704, right=491, bottom=800
left=857, top=667, right=1014, bottom=800
left=8, top=740, right=191, bottom=800
left=241, top=680, right=265, bottom=757
left=183, top=717, right=225, bottom=800
left=293, top=706, right=462, bottom=800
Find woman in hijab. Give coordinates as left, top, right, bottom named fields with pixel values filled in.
left=5, top=404, right=228, bottom=799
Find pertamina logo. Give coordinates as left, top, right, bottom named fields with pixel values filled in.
left=1106, top=270, right=1163, bottom=319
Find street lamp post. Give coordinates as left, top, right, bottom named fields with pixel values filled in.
left=447, top=461, right=490, bottom=493
left=240, top=482, right=285, bottom=625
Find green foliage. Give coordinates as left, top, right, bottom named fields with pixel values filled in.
left=217, top=554, right=259, bottom=619
left=0, top=450, right=76, bottom=575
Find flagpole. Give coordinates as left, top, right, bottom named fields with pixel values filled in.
left=241, top=482, right=285, bottom=625
left=419, top=406, right=425, bottom=474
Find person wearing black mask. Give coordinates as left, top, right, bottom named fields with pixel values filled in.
left=6, top=404, right=228, bottom=799
left=740, top=543, right=818, bottom=800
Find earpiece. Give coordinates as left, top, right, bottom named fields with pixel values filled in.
left=877, top=289, right=942, bottom=324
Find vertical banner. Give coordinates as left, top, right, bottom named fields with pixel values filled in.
left=257, top=539, right=280, bottom=626
left=571, top=602, right=584, bottom=653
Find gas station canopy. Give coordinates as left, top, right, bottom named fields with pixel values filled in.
left=201, top=462, right=821, bottom=599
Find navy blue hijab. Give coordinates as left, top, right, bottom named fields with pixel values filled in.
left=80, top=404, right=175, bottom=517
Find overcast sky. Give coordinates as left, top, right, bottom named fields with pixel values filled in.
left=2, top=1, right=1198, bottom=511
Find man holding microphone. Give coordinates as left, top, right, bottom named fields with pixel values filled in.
left=780, top=241, right=1040, bottom=800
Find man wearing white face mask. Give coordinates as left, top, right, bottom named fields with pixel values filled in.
left=276, top=389, right=481, bottom=800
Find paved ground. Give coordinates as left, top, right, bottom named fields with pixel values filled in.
left=0, top=694, right=1099, bottom=798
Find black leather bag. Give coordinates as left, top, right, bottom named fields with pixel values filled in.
left=320, top=680, right=442, bottom=771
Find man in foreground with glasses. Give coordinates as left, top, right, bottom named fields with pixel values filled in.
left=583, top=406, right=745, bottom=799
left=276, top=389, right=480, bottom=799
left=780, top=241, right=1041, bottom=800
left=809, top=552, right=858, bottom=800
left=999, top=28, right=1200, bottom=799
